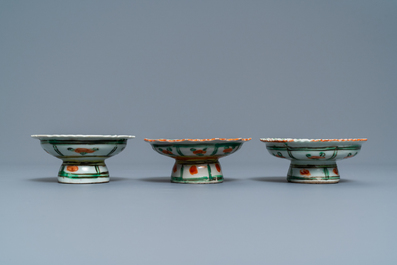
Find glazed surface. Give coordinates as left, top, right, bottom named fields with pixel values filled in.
left=144, top=138, right=251, bottom=143
left=146, top=138, right=251, bottom=184
left=261, top=137, right=367, bottom=183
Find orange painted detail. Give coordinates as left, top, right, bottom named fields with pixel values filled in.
left=161, top=149, right=173, bottom=155
left=66, top=166, right=79, bottom=172
left=223, top=148, right=233, bottom=153
left=193, top=149, right=206, bottom=155
left=175, top=156, right=218, bottom=161
left=308, top=156, right=325, bottom=159
left=300, top=169, right=311, bottom=176
left=74, top=148, right=96, bottom=154
left=189, top=165, right=198, bottom=175
left=173, top=164, right=177, bottom=173
left=333, top=168, right=339, bottom=175
left=215, top=163, right=221, bottom=172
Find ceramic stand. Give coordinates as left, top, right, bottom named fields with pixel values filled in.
left=171, top=160, right=224, bottom=184
left=58, top=162, right=109, bottom=184
left=287, top=162, right=340, bottom=184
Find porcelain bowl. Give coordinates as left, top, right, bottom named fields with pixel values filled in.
left=145, top=138, right=251, bottom=184
left=260, top=138, right=367, bottom=184
left=32, top=135, right=135, bottom=184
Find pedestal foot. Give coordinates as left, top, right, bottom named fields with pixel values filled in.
left=287, top=163, right=340, bottom=184
left=171, top=161, right=223, bottom=184
left=58, top=163, right=109, bottom=184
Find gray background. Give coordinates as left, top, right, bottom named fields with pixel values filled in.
left=1, top=1, right=396, bottom=264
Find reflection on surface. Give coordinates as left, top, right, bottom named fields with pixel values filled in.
left=251, top=176, right=288, bottom=183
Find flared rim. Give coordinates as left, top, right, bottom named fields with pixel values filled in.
left=144, top=138, right=251, bottom=143
left=31, top=134, right=135, bottom=140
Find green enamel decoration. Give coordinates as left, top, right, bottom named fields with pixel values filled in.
left=176, top=146, right=184, bottom=156
left=52, top=145, right=64, bottom=156
left=67, top=147, right=99, bottom=155
left=106, top=146, right=118, bottom=156
left=207, top=164, right=213, bottom=181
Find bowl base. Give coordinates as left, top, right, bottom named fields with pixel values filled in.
left=171, top=161, right=223, bottom=184
left=288, top=178, right=339, bottom=184
left=58, top=163, right=109, bottom=184
left=58, top=176, right=109, bottom=184
left=287, top=163, right=340, bottom=184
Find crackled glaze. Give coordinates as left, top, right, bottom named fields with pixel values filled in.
left=261, top=138, right=367, bottom=184
left=32, top=135, right=134, bottom=184
left=145, top=138, right=251, bottom=184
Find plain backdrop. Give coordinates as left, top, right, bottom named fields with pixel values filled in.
left=1, top=1, right=397, bottom=265
left=1, top=0, right=396, bottom=168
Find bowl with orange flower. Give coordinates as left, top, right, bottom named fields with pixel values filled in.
left=32, top=135, right=135, bottom=184
left=145, top=138, right=251, bottom=184
left=260, top=138, right=367, bottom=183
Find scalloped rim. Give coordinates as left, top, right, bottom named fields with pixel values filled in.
left=260, top=138, right=367, bottom=143
left=144, top=138, right=252, bottom=143
left=31, top=134, right=135, bottom=139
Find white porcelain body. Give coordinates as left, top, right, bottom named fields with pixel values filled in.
left=261, top=138, right=367, bottom=184
left=32, top=135, right=134, bottom=184
left=145, top=138, right=251, bottom=184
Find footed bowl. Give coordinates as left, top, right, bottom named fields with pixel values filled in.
left=261, top=138, right=367, bottom=184
left=145, top=138, right=251, bottom=184
left=32, top=135, right=135, bottom=184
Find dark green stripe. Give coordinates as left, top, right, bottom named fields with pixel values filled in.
left=59, top=176, right=109, bottom=179
left=43, top=140, right=126, bottom=145
left=326, top=150, right=338, bottom=160
left=180, top=164, right=184, bottom=180
left=207, top=164, right=212, bottom=181
left=210, top=146, right=219, bottom=156
left=106, top=146, right=118, bottom=156
left=152, top=143, right=241, bottom=149
left=171, top=176, right=223, bottom=183
left=58, top=172, right=109, bottom=178
left=287, top=176, right=340, bottom=180
left=176, top=146, right=184, bottom=156
left=291, top=164, right=337, bottom=168
left=267, top=145, right=361, bottom=151
left=287, top=150, right=297, bottom=159
left=59, top=172, right=109, bottom=176
left=324, top=168, right=329, bottom=180
left=53, top=145, right=64, bottom=156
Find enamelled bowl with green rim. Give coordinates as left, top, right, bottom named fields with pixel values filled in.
left=260, top=138, right=367, bottom=184
left=145, top=138, right=251, bottom=184
left=32, top=135, right=135, bottom=184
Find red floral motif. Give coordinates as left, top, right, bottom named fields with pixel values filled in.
left=66, top=166, right=79, bottom=172
left=162, top=149, right=173, bottom=155
left=223, top=148, right=233, bottom=153
left=173, top=164, right=177, bottom=173
left=189, top=165, right=198, bottom=175
left=74, top=148, right=96, bottom=154
left=300, top=169, right=311, bottom=176
left=193, top=150, right=206, bottom=155
left=333, top=168, right=338, bottom=175
left=308, top=156, right=325, bottom=159
left=215, top=163, right=221, bottom=172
